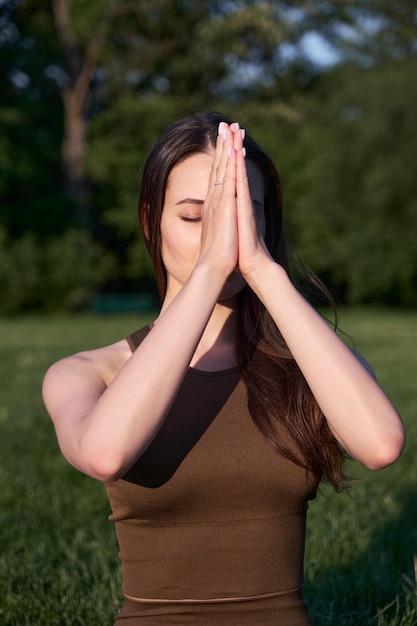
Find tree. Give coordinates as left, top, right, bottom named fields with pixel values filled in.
left=0, top=0, right=68, bottom=238
left=6, top=0, right=416, bottom=226
left=287, top=59, right=417, bottom=305
left=1, top=0, right=416, bottom=309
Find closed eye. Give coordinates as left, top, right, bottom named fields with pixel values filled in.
left=180, top=216, right=202, bottom=223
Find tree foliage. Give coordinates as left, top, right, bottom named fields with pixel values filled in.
left=0, top=0, right=416, bottom=311
left=288, top=60, right=417, bottom=304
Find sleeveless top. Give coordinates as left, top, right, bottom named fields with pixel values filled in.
left=105, top=326, right=319, bottom=623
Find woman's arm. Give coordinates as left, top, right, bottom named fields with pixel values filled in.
left=43, top=125, right=240, bottom=482
left=247, top=263, right=404, bottom=469
left=234, top=136, right=405, bottom=470
left=43, top=264, right=225, bottom=482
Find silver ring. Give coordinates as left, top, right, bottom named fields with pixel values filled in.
left=214, top=181, right=223, bottom=185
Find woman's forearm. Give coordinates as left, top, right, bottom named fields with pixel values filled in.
left=65, top=264, right=226, bottom=481
left=245, top=261, right=405, bottom=469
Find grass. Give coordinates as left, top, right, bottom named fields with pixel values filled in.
left=305, top=308, right=417, bottom=625
left=0, top=308, right=416, bottom=625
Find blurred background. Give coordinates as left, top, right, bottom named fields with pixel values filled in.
left=1, top=0, right=416, bottom=313
left=1, top=4, right=417, bottom=624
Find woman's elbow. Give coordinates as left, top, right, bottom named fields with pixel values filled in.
left=82, top=449, right=129, bottom=482
left=363, top=427, right=406, bottom=470
left=60, top=441, right=128, bottom=483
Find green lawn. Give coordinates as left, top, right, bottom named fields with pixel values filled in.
left=0, top=309, right=416, bottom=625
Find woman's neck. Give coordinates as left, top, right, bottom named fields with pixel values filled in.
left=158, top=291, right=239, bottom=372
left=191, top=301, right=238, bottom=370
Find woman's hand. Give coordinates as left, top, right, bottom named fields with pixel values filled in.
left=196, top=120, right=274, bottom=288
left=196, top=122, right=239, bottom=281
left=232, top=124, right=275, bottom=281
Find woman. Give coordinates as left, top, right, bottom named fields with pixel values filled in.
left=43, top=112, right=405, bottom=624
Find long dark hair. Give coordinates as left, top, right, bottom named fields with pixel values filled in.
left=138, top=111, right=347, bottom=490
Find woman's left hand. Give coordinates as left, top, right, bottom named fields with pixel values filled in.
left=230, top=125, right=274, bottom=281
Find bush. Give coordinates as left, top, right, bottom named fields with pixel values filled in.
left=0, top=227, right=115, bottom=314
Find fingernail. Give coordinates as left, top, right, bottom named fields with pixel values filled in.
left=242, top=147, right=246, bottom=158
left=218, top=121, right=227, bottom=138
left=241, top=128, right=245, bottom=140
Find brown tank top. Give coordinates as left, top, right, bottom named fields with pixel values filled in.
left=105, top=325, right=319, bottom=606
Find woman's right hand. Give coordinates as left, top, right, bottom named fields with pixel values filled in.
left=196, top=122, right=239, bottom=281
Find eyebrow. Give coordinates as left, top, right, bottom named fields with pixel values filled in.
left=175, top=198, right=204, bottom=206
left=175, top=198, right=264, bottom=209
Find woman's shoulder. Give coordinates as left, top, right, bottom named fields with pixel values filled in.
left=44, top=336, right=133, bottom=390
left=77, top=339, right=133, bottom=383
left=43, top=323, right=153, bottom=393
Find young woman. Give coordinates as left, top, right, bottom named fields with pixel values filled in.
left=43, top=112, right=405, bottom=624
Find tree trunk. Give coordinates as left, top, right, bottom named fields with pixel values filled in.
left=61, top=88, right=89, bottom=226
left=52, top=0, right=99, bottom=227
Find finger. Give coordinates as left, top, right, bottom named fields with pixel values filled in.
left=221, top=140, right=237, bottom=201
left=231, top=123, right=245, bottom=152
left=230, top=121, right=240, bottom=139
left=213, top=126, right=234, bottom=193
left=207, top=122, right=228, bottom=192
left=236, top=146, right=251, bottom=205
left=236, top=148, right=259, bottom=244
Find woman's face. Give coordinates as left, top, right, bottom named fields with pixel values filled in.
left=160, top=150, right=265, bottom=301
